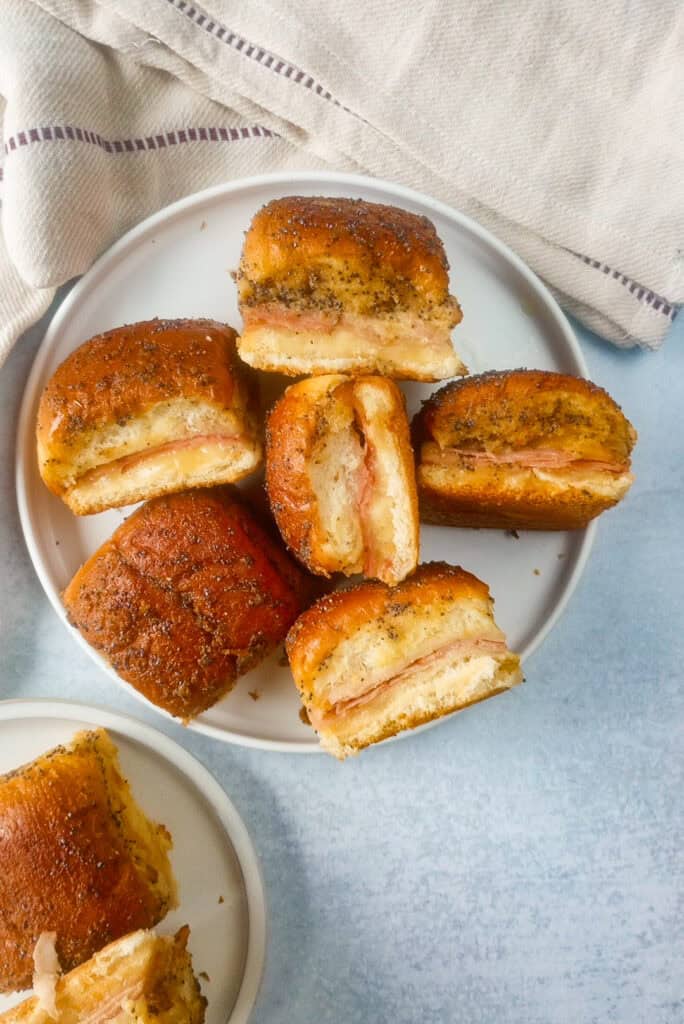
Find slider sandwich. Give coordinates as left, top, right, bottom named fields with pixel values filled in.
left=287, top=562, right=521, bottom=759
left=37, top=319, right=261, bottom=514
left=0, top=928, right=205, bottom=1023
left=413, top=369, right=636, bottom=529
left=266, top=374, right=419, bottom=585
left=236, top=196, right=465, bottom=380
left=0, top=730, right=176, bottom=992
left=63, top=489, right=310, bottom=720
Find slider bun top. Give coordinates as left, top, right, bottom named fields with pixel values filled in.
left=286, top=562, right=491, bottom=686
left=238, top=195, right=458, bottom=315
left=63, top=488, right=310, bottom=721
left=414, top=369, right=636, bottom=463
left=36, top=318, right=259, bottom=510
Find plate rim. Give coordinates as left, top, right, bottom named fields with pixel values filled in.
left=0, top=698, right=267, bottom=1024
left=15, top=169, right=595, bottom=753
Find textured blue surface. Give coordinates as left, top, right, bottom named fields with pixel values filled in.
left=1, top=297, right=682, bottom=1024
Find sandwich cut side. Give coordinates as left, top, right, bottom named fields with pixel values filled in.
left=413, top=370, right=637, bottom=529
left=287, top=563, right=522, bottom=758
left=0, top=928, right=205, bottom=1024
left=36, top=319, right=262, bottom=515
left=266, top=375, right=419, bottom=585
left=237, top=196, right=465, bottom=381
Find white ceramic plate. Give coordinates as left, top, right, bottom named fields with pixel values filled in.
left=16, top=171, right=594, bottom=752
left=0, top=700, right=266, bottom=1023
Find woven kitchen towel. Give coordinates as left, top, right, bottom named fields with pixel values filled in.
left=1, top=0, right=682, bottom=364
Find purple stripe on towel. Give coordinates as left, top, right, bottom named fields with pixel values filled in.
left=572, top=251, right=678, bottom=321
left=3, top=124, right=279, bottom=159
left=164, top=0, right=354, bottom=115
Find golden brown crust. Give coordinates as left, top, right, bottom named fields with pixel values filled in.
left=286, top=562, right=490, bottom=682
left=265, top=375, right=419, bottom=583
left=63, top=488, right=312, bottom=720
left=38, top=319, right=243, bottom=457
left=265, top=376, right=342, bottom=572
left=413, top=369, right=636, bottom=461
left=0, top=730, right=173, bottom=993
left=238, top=196, right=455, bottom=313
left=412, top=370, right=637, bottom=530
left=36, top=319, right=261, bottom=511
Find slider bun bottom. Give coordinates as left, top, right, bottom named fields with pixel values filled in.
left=0, top=929, right=205, bottom=1024
left=418, top=462, right=634, bottom=530
left=237, top=323, right=462, bottom=381
left=318, top=652, right=522, bottom=760
left=64, top=439, right=261, bottom=515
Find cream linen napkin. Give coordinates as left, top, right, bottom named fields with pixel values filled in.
left=1, top=0, right=682, bottom=364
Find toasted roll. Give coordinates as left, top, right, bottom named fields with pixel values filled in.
left=36, top=319, right=261, bottom=515
left=0, top=730, right=176, bottom=992
left=0, top=928, right=205, bottom=1023
left=286, top=562, right=521, bottom=759
left=236, top=196, right=464, bottom=380
left=63, top=488, right=311, bottom=720
left=266, top=375, right=419, bottom=585
left=413, top=370, right=636, bottom=529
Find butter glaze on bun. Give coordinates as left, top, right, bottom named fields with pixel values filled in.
left=63, top=488, right=311, bottom=720
left=236, top=196, right=465, bottom=380
left=413, top=369, right=636, bottom=529
left=37, top=319, right=261, bottom=515
left=286, top=562, right=521, bottom=759
left=266, top=374, right=419, bottom=585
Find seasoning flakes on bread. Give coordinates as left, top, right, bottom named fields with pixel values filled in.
left=413, top=369, right=636, bottom=530
left=286, top=562, right=521, bottom=759
left=266, top=374, right=419, bottom=585
left=37, top=319, right=261, bottom=515
left=236, top=196, right=465, bottom=380
left=63, top=487, right=312, bottom=720
left=0, top=729, right=177, bottom=992
left=0, top=928, right=206, bottom=1024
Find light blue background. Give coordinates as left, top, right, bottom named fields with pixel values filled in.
left=1, top=295, right=682, bottom=1024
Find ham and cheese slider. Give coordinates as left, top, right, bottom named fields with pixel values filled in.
left=37, top=319, right=261, bottom=515
left=0, top=730, right=176, bottom=993
left=266, top=375, right=419, bottom=585
left=0, top=928, right=205, bottom=1023
left=413, top=369, right=636, bottom=530
left=63, top=488, right=311, bottom=720
left=236, top=196, right=465, bottom=380
left=287, top=562, right=521, bottom=759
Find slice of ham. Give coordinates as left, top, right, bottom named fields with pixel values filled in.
left=79, top=981, right=145, bottom=1024
left=424, top=446, right=628, bottom=474
left=351, top=395, right=393, bottom=581
left=244, top=305, right=343, bottom=333
left=310, top=636, right=506, bottom=729
left=79, top=432, right=243, bottom=485
left=242, top=303, right=449, bottom=350
left=355, top=444, right=379, bottom=577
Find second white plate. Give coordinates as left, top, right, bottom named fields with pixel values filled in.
left=0, top=700, right=266, bottom=1023
left=16, top=171, right=594, bottom=751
